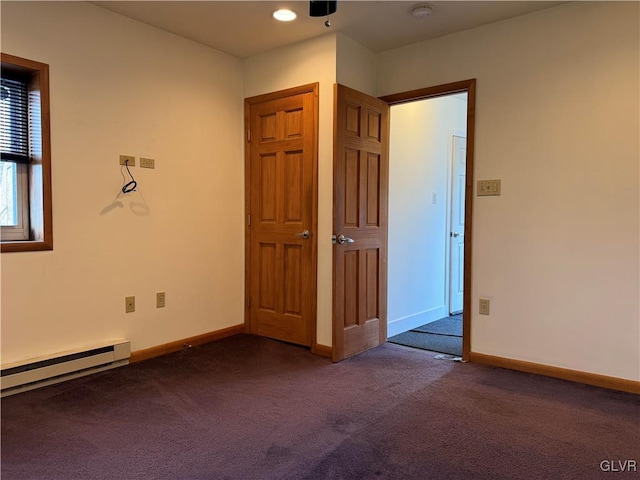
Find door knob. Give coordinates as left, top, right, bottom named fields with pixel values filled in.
left=294, top=230, right=310, bottom=239
left=336, top=234, right=355, bottom=245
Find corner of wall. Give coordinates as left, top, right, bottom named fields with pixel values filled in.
left=335, top=32, right=378, bottom=96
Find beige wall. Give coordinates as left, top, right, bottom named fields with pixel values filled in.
left=2, top=1, right=638, bottom=382
left=243, top=34, right=337, bottom=347
left=336, top=33, right=377, bottom=96
left=378, top=2, right=640, bottom=380
left=1, top=1, right=245, bottom=363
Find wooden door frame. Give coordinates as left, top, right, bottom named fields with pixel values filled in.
left=244, top=83, right=320, bottom=350
left=380, top=79, right=476, bottom=361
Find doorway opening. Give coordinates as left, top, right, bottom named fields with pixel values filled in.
left=381, top=80, right=475, bottom=360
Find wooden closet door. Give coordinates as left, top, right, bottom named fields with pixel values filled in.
left=246, top=85, right=318, bottom=347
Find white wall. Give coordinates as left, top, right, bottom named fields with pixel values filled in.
left=243, top=34, right=337, bottom=347
left=378, top=2, right=640, bottom=380
left=387, top=95, right=467, bottom=336
left=0, top=2, right=245, bottom=363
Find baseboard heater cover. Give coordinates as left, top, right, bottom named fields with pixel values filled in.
left=1, top=340, right=130, bottom=397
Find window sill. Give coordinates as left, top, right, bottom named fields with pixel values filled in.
left=1, top=240, right=53, bottom=253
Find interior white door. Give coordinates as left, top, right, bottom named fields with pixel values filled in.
left=449, top=135, right=466, bottom=314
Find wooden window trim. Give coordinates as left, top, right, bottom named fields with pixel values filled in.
left=1, top=53, right=53, bottom=252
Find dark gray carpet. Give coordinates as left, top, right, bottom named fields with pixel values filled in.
left=2, top=334, right=639, bottom=480
left=388, top=330, right=462, bottom=356
left=388, top=315, right=463, bottom=355
left=413, top=314, right=462, bottom=336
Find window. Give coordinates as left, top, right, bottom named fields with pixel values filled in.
left=1, top=53, right=52, bottom=252
left=1, top=73, right=30, bottom=240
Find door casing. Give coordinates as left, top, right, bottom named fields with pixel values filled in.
left=380, top=79, right=476, bottom=361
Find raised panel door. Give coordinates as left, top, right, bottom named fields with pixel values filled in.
left=246, top=86, right=318, bottom=347
left=333, top=84, right=389, bottom=361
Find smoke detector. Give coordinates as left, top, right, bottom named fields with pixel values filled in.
left=410, top=4, right=432, bottom=20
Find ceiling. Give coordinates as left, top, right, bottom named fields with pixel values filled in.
left=91, top=1, right=565, bottom=59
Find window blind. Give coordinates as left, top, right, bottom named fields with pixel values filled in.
left=0, top=77, right=30, bottom=163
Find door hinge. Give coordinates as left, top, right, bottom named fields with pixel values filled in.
left=247, top=214, right=251, bottom=226
left=247, top=297, right=251, bottom=309
left=247, top=130, right=251, bottom=142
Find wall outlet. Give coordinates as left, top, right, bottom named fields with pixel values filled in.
left=125, top=296, right=135, bottom=313
left=477, top=179, right=501, bottom=196
left=479, top=298, right=490, bottom=315
left=119, top=155, right=135, bottom=166
left=140, top=157, right=155, bottom=169
left=156, top=291, right=165, bottom=308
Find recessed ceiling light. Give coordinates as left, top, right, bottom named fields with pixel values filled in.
left=273, top=9, right=297, bottom=22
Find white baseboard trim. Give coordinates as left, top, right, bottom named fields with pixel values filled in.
left=387, top=305, right=449, bottom=337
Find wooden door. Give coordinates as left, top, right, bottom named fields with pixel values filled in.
left=333, top=84, right=390, bottom=362
left=449, top=134, right=466, bottom=314
left=245, top=84, right=318, bottom=347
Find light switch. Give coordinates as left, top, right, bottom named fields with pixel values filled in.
left=477, top=179, right=501, bottom=196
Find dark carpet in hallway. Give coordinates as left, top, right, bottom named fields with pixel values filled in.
left=388, top=314, right=463, bottom=356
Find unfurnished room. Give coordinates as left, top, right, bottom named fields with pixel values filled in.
left=1, top=1, right=638, bottom=479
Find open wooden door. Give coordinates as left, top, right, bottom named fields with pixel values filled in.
left=332, top=84, right=390, bottom=362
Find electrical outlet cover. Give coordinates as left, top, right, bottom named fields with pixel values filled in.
left=119, top=155, right=135, bottom=166
left=479, top=298, right=490, bottom=315
left=140, top=158, right=155, bottom=169
left=156, top=291, right=165, bottom=308
left=125, top=296, right=135, bottom=313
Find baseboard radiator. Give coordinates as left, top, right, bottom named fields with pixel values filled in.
left=1, top=340, right=130, bottom=397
